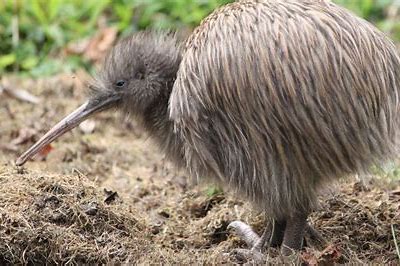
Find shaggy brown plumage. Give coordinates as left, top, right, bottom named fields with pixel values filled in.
left=17, top=0, right=400, bottom=256
left=171, top=0, right=400, bottom=222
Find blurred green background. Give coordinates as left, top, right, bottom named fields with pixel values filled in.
left=1, top=0, right=400, bottom=77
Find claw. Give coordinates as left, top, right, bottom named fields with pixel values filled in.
left=228, top=220, right=261, bottom=248
left=229, top=248, right=265, bottom=264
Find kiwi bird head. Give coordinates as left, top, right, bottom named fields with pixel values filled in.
left=16, top=32, right=181, bottom=166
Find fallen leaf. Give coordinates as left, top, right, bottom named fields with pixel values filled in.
left=64, top=26, right=117, bottom=64
left=84, top=26, right=118, bottom=62
left=318, top=244, right=342, bottom=263
left=38, top=144, right=53, bottom=158
left=300, top=250, right=318, bottom=265
left=30, top=144, right=54, bottom=162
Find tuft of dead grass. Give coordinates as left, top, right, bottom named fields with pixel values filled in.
left=305, top=179, right=400, bottom=264
left=0, top=167, right=149, bottom=264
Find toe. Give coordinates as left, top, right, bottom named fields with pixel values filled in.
left=228, top=220, right=260, bottom=248
left=229, top=248, right=265, bottom=264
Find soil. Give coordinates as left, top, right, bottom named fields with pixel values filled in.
left=0, top=74, right=399, bottom=264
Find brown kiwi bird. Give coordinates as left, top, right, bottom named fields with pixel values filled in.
left=16, top=0, right=400, bottom=257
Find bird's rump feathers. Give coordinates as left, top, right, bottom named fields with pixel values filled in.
left=169, top=0, right=400, bottom=219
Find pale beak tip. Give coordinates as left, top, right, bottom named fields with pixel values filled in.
left=15, top=157, right=26, bottom=166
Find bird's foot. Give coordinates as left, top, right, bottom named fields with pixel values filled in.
left=226, top=220, right=271, bottom=263
left=227, top=217, right=327, bottom=259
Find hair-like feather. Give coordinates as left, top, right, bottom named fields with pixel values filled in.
left=169, top=0, right=400, bottom=219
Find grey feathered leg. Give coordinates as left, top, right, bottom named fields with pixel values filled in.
left=266, top=219, right=286, bottom=248
left=280, top=214, right=308, bottom=256
left=252, top=219, right=287, bottom=251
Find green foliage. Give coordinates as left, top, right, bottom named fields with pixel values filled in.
left=131, top=0, right=232, bottom=30
left=0, top=0, right=111, bottom=75
left=0, top=0, right=399, bottom=76
left=334, top=0, right=391, bottom=19
left=205, top=186, right=223, bottom=197
left=0, top=0, right=232, bottom=76
left=371, top=163, right=400, bottom=180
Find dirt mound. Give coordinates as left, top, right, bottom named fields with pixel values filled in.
left=306, top=179, right=400, bottom=264
left=0, top=167, right=148, bottom=264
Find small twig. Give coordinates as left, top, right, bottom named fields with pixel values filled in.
left=392, top=224, right=400, bottom=262
left=1, top=82, right=41, bottom=104
left=4, top=102, right=16, bottom=119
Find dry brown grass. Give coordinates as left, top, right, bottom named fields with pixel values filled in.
left=0, top=167, right=148, bottom=264
left=0, top=166, right=399, bottom=264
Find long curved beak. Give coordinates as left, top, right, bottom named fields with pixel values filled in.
left=16, top=96, right=119, bottom=166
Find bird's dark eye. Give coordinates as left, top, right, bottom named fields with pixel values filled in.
left=115, top=80, right=126, bottom=87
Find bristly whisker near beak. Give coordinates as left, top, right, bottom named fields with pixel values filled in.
left=16, top=95, right=120, bottom=166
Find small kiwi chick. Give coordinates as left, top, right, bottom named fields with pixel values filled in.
left=16, top=0, right=400, bottom=257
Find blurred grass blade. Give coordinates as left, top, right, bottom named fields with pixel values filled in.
left=48, top=0, right=61, bottom=21
left=31, top=0, right=48, bottom=25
